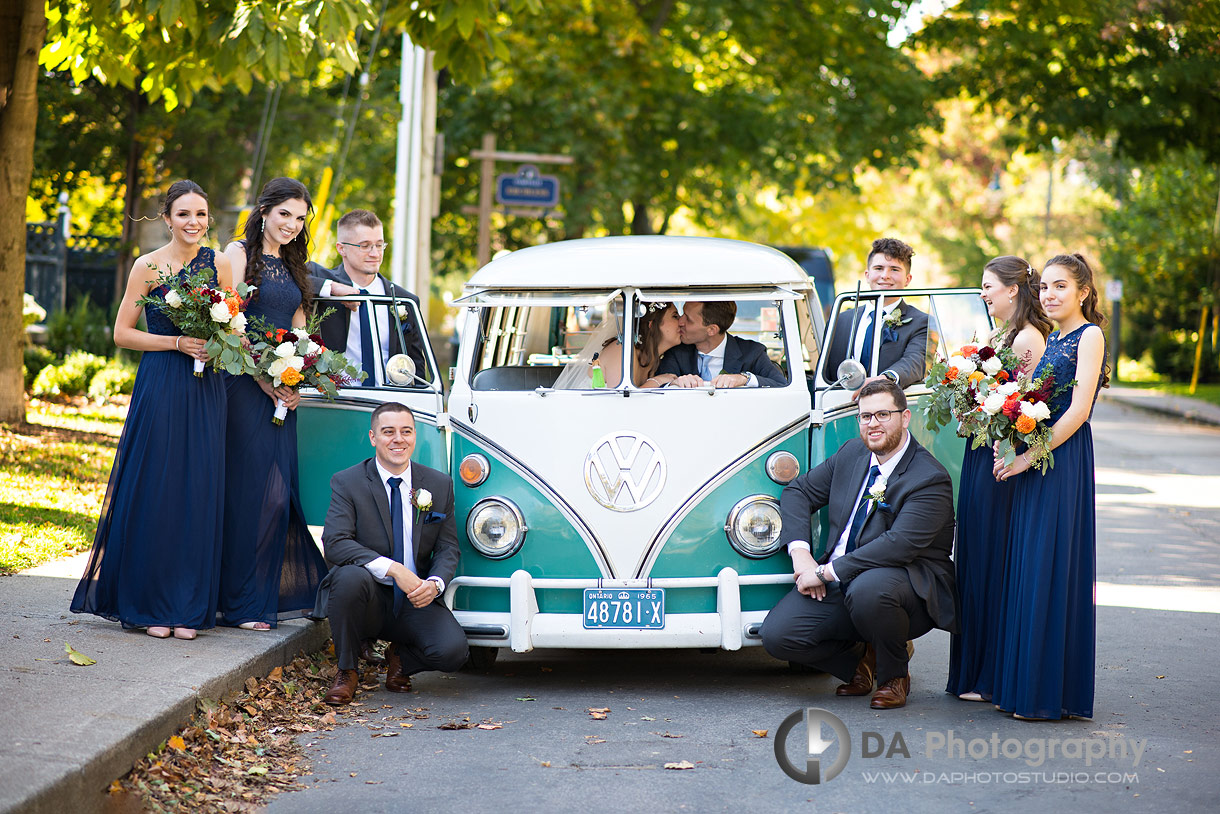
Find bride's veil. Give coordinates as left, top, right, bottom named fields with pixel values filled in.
left=553, top=311, right=622, bottom=390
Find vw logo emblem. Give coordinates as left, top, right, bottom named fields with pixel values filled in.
left=584, top=432, right=666, bottom=512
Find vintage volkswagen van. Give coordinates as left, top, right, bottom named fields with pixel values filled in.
left=438, top=236, right=989, bottom=665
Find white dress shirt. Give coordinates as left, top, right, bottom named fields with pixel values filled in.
left=319, top=275, right=392, bottom=385
left=851, top=300, right=900, bottom=362
left=787, top=430, right=911, bottom=570
left=697, top=334, right=759, bottom=387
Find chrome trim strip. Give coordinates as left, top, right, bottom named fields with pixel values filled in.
left=632, top=414, right=810, bottom=577
left=449, top=418, right=614, bottom=577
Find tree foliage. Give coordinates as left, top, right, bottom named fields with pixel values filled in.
left=918, top=0, right=1220, bottom=163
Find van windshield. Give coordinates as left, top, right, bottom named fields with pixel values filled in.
left=465, top=290, right=792, bottom=391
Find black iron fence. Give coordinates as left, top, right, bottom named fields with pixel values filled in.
left=25, top=218, right=122, bottom=321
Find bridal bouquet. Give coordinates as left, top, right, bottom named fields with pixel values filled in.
left=247, top=309, right=366, bottom=425
left=136, top=263, right=254, bottom=378
left=981, top=372, right=1059, bottom=472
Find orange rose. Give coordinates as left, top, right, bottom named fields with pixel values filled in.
left=280, top=367, right=303, bottom=387
left=1014, top=414, right=1036, bottom=434
left=968, top=371, right=985, bottom=384
left=959, top=344, right=978, bottom=356
left=945, top=367, right=959, bottom=381
left=996, top=370, right=1010, bottom=382
left=275, top=329, right=286, bottom=342
left=226, top=297, right=241, bottom=317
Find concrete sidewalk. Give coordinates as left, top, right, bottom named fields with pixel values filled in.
left=0, top=553, right=330, bottom=814
left=1100, top=384, right=1220, bottom=426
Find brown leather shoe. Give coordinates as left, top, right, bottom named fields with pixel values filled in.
left=870, top=674, right=911, bottom=709
left=360, top=639, right=386, bottom=666
left=385, top=647, right=412, bottom=693
left=835, top=644, right=876, bottom=696
left=324, top=669, right=359, bottom=706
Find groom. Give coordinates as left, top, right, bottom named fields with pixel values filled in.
left=760, top=379, right=956, bottom=709
left=658, top=301, right=786, bottom=388
left=312, top=402, right=468, bottom=705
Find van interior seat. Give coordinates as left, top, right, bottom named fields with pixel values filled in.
left=471, top=365, right=563, bottom=391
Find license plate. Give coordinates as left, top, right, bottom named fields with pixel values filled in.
left=582, top=588, right=665, bottom=629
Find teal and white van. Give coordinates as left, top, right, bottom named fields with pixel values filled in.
left=298, top=236, right=991, bottom=667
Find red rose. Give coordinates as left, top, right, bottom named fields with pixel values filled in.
left=1002, top=395, right=1022, bottom=419
left=977, top=346, right=996, bottom=361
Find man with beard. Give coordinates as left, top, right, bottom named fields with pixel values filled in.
left=760, top=379, right=956, bottom=709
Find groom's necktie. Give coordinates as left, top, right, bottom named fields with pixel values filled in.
left=698, top=352, right=714, bottom=380
left=358, top=288, right=376, bottom=387
left=845, top=465, right=881, bottom=553
left=858, top=311, right=877, bottom=365
left=388, top=476, right=406, bottom=615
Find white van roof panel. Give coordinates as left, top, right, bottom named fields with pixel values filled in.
left=467, top=236, right=811, bottom=290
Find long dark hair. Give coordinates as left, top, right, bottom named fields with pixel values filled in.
left=634, top=302, right=674, bottom=374
left=985, top=255, right=1053, bottom=347
left=1044, top=252, right=1110, bottom=388
left=238, top=177, right=314, bottom=313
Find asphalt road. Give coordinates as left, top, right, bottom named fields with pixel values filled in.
left=264, top=401, right=1220, bottom=814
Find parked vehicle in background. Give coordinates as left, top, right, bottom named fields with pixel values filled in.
left=774, top=246, right=835, bottom=319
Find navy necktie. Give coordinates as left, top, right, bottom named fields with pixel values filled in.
left=859, top=311, right=877, bottom=365
left=358, top=288, right=376, bottom=387
left=845, top=465, right=881, bottom=553
left=388, top=476, right=406, bottom=614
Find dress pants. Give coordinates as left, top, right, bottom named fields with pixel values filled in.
left=325, top=565, right=469, bottom=673
left=760, top=567, right=934, bottom=683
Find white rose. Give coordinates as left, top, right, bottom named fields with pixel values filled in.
left=981, top=356, right=1003, bottom=376
left=274, top=341, right=296, bottom=358
left=415, top=488, right=433, bottom=510
left=1020, top=400, right=1051, bottom=422
left=871, top=475, right=887, bottom=494
left=305, top=340, right=321, bottom=356
left=981, top=392, right=1007, bottom=415
left=228, top=312, right=247, bottom=333
left=209, top=301, right=231, bottom=323
left=997, top=381, right=1020, bottom=397
left=268, top=357, right=290, bottom=378
left=948, top=355, right=976, bottom=375
left=164, top=290, right=183, bottom=308
left=283, top=355, right=305, bottom=371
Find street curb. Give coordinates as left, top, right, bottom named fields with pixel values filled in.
left=7, top=620, right=331, bottom=814
left=1099, top=389, right=1220, bottom=428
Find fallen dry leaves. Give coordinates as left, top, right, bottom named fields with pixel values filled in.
left=109, top=647, right=362, bottom=812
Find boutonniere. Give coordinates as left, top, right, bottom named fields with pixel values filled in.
left=882, top=306, right=911, bottom=330
left=412, top=488, right=433, bottom=512
left=866, top=475, right=890, bottom=511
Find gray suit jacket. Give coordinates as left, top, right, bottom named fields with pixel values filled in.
left=311, top=458, right=459, bottom=618
left=823, top=300, right=930, bottom=388
left=779, top=435, right=957, bottom=632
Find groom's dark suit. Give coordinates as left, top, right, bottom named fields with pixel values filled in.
left=760, top=434, right=956, bottom=684
left=657, top=334, right=787, bottom=386
left=307, top=261, right=429, bottom=382
left=822, top=300, right=930, bottom=388
left=311, top=458, right=467, bottom=674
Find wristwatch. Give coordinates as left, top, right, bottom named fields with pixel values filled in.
left=815, top=564, right=828, bottom=583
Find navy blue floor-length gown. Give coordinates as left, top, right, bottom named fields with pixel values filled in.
left=218, top=253, right=327, bottom=627
left=993, top=323, right=1099, bottom=719
left=946, top=443, right=1014, bottom=699
left=71, top=248, right=225, bottom=629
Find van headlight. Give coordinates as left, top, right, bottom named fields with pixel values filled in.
left=724, top=496, right=783, bottom=558
left=466, top=498, right=526, bottom=559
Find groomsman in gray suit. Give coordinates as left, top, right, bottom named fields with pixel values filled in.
left=761, top=379, right=956, bottom=709
left=313, top=403, right=467, bottom=705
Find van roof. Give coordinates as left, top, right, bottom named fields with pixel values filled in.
left=466, top=236, right=812, bottom=290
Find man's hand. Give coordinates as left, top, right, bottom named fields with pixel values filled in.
left=388, top=562, right=423, bottom=595
left=406, top=579, right=440, bottom=608
left=796, top=568, right=828, bottom=600
left=329, top=281, right=361, bottom=310
left=673, top=374, right=706, bottom=388
left=711, top=372, right=748, bottom=389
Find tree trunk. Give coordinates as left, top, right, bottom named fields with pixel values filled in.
left=0, top=0, right=47, bottom=425
left=116, top=87, right=145, bottom=303
left=630, top=201, right=653, bottom=235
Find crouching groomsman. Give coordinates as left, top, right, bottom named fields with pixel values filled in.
left=313, top=403, right=468, bottom=705
left=760, top=379, right=956, bottom=709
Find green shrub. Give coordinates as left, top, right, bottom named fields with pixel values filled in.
left=31, top=351, right=110, bottom=398
left=45, top=296, right=114, bottom=358
left=1148, top=331, right=1218, bottom=384
left=23, top=345, right=56, bottom=390
left=87, top=361, right=138, bottom=403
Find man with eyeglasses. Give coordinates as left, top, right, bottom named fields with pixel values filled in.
left=760, top=378, right=956, bottom=710
left=308, top=209, right=428, bottom=386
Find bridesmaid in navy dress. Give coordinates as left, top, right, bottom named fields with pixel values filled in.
left=993, top=253, right=1108, bottom=720
left=947, top=256, right=1051, bottom=702
left=220, top=177, right=327, bottom=629
left=72, top=180, right=233, bottom=640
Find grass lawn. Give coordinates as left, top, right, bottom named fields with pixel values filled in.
left=0, top=398, right=124, bottom=574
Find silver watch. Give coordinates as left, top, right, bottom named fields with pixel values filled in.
left=815, top=564, right=827, bottom=582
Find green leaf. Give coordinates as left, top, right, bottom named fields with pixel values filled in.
left=65, top=642, right=96, bottom=666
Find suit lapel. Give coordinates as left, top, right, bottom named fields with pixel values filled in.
left=409, top=462, right=426, bottom=555
left=721, top=335, right=741, bottom=375
left=858, top=434, right=918, bottom=538
left=832, top=445, right=871, bottom=538
left=366, top=459, right=394, bottom=550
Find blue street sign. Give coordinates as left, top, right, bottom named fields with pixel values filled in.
left=496, top=164, right=560, bottom=208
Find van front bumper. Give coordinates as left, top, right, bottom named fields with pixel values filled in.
left=443, top=568, right=794, bottom=652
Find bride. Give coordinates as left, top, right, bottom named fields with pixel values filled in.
left=555, top=301, right=682, bottom=389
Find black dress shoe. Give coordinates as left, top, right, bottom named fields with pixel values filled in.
left=324, top=669, right=359, bottom=706
left=360, top=639, right=386, bottom=666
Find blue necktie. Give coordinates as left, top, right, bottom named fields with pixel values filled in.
left=859, top=312, right=877, bottom=365
left=698, top=352, right=713, bottom=380
left=845, top=465, right=881, bottom=553
left=358, top=288, right=376, bottom=387
left=388, top=476, right=406, bottom=615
